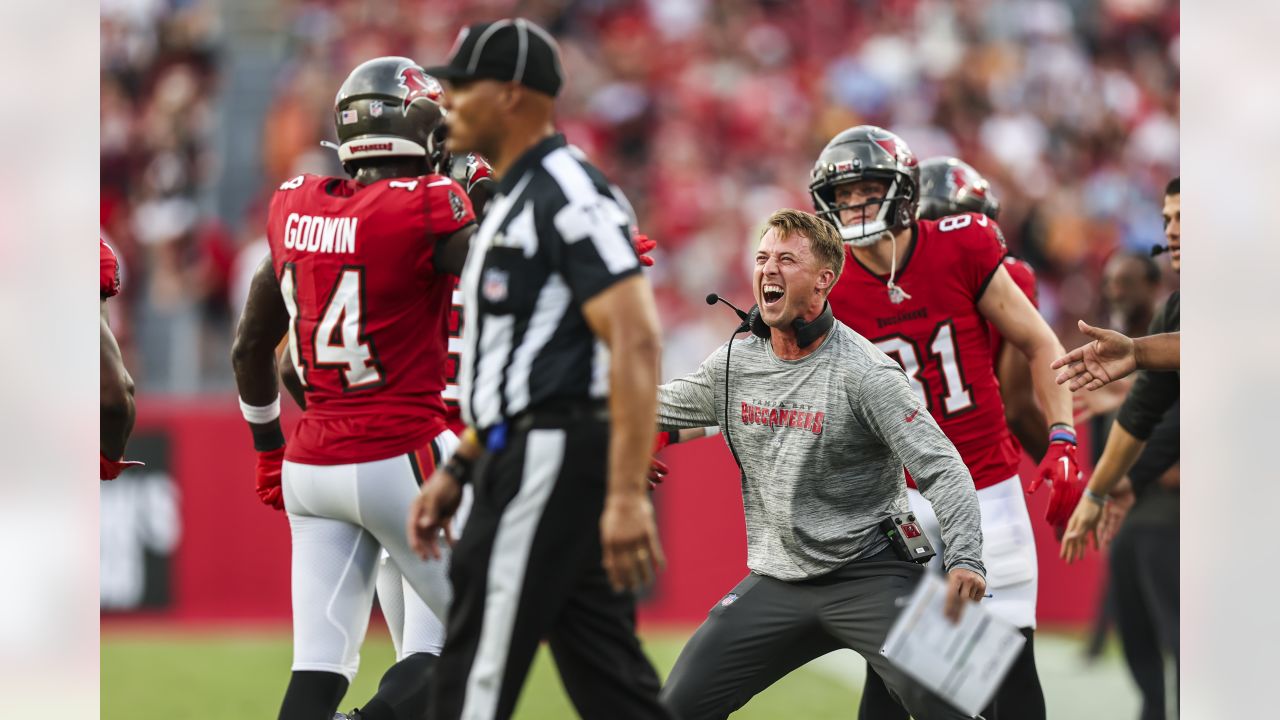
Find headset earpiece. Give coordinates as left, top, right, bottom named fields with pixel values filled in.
left=748, top=302, right=834, bottom=348
left=748, top=305, right=771, bottom=339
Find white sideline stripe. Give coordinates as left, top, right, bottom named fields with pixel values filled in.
left=461, top=429, right=565, bottom=719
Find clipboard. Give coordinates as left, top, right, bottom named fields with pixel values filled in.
left=880, top=574, right=1026, bottom=717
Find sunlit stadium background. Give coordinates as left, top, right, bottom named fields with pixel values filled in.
left=100, top=0, right=1178, bottom=717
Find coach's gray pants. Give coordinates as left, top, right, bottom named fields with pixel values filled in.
left=661, top=546, right=973, bottom=720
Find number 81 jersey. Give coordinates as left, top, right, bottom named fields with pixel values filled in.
left=827, top=212, right=1021, bottom=490
left=267, top=173, right=475, bottom=465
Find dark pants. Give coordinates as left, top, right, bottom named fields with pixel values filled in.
left=1110, top=520, right=1179, bottom=720
left=661, top=549, right=970, bottom=720
left=430, top=418, right=668, bottom=720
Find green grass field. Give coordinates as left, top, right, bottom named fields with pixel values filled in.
left=102, top=626, right=1138, bottom=719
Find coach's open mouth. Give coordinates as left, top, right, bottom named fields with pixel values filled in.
left=762, top=283, right=784, bottom=306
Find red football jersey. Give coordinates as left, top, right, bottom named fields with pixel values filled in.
left=828, top=213, right=1021, bottom=489
left=100, top=238, right=121, bottom=298
left=266, top=173, right=474, bottom=465
left=443, top=277, right=465, bottom=434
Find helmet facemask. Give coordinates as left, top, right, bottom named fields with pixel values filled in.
left=811, top=173, right=911, bottom=247
left=809, top=126, right=920, bottom=248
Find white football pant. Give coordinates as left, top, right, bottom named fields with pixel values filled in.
left=282, top=430, right=466, bottom=680
left=907, top=474, right=1039, bottom=629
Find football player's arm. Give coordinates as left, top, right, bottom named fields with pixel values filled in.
left=100, top=300, right=136, bottom=460
left=997, top=341, right=1048, bottom=462
left=231, top=256, right=290, bottom=445
left=978, top=267, right=1073, bottom=429
left=433, top=223, right=476, bottom=276
left=277, top=342, right=306, bottom=410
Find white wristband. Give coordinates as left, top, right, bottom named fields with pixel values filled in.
left=705, top=426, right=721, bottom=437
left=239, top=394, right=282, bottom=424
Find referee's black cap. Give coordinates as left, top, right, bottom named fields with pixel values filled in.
left=425, top=18, right=565, bottom=98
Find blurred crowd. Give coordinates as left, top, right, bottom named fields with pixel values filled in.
left=100, top=0, right=1179, bottom=390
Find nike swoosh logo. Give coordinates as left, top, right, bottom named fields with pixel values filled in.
left=426, top=178, right=453, bottom=187
left=905, top=409, right=919, bottom=423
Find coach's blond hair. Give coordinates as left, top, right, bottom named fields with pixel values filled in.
left=760, top=209, right=845, bottom=290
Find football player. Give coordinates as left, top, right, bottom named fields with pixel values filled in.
left=232, top=57, right=478, bottom=720
left=810, top=128, right=1079, bottom=720
left=100, top=238, right=142, bottom=480
left=918, top=157, right=1048, bottom=463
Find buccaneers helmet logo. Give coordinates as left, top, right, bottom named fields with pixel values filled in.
left=949, top=165, right=987, bottom=199
left=871, top=132, right=918, bottom=168
left=398, top=66, right=444, bottom=116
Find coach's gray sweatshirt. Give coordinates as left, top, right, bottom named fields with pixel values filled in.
left=658, top=321, right=985, bottom=581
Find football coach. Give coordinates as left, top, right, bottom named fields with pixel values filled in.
left=407, top=18, right=670, bottom=720
left=656, top=209, right=986, bottom=720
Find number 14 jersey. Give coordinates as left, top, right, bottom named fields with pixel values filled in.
left=827, top=212, right=1020, bottom=490
left=266, top=173, right=475, bottom=465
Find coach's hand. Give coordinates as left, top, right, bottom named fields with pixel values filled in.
left=1060, top=494, right=1104, bottom=564
left=254, top=447, right=286, bottom=510
left=944, top=568, right=986, bottom=623
left=409, top=468, right=463, bottom=561
left=1051, top=320, right=1138, bottom=391
left=601, top=493, right=665, bottom=593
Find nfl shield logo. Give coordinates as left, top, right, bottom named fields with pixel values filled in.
left=720, top=593, right=738, bottom=607
left=370, top=100, right=384, bottom=118
left=482, top=267, right=509, bottom=303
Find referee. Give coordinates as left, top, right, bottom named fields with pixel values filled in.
left=408, top=19, right=670, bottom=720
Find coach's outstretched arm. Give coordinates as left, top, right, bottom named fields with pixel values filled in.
left=583, top=274, right=666, bottom=592
left=656, top=346, right=721, bottom=431
left=854, top=361, right=987, bottom=620
left=1052, top=323, right=1180, bottom=391
left=231, top=256, right=292, bottom=510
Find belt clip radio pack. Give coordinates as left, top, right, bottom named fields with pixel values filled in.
left=880, top=513, right=936, bottom=565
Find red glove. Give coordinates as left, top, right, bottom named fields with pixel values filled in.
left=1034, top=440, right=1084, bottom=527
left=648, top=431, right=676, bottom=490
left=648, top=457, right=670, bottom=491
left=100, top=453, right=144, bottom=481
left=255, top=446, right=286, bottom=511
left=632, top=231, right=657, bottom=267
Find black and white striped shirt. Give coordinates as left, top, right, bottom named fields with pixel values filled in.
left=458, top=133, right=641, bottom=430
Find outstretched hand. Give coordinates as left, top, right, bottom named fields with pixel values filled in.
left=1051, top=320, right=1138, bottom=391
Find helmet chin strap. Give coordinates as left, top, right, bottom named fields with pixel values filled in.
left=885, top=230, right=911, bottom=305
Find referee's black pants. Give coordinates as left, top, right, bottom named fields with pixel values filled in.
left=429, top=416, right=669, bottom=720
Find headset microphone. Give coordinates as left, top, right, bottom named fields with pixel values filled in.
left=706, top=293, right=751, bottom=333
left=1151, top=244, right=1170, bottom=257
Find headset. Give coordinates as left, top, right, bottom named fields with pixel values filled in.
left=704, top=293, right=834, bottom=473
